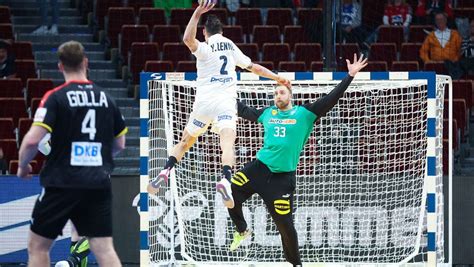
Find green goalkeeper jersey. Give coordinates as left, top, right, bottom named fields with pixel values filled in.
left=237, top=75, right=354, bottom=173
left=256, top=106, right=317, bottom=172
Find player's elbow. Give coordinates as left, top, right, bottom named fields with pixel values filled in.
left=113, top=136, right=126, bottom=155
left=182, top=36, right=193, bottom=46
left=249, top=63, right=263, bottom=75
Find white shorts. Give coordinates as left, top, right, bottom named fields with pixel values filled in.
left=185, top=96, right=237, bottom=137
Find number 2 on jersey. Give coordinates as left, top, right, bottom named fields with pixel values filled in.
left=219, top=55, right=228, bottom=75
left=274, top=126, right=286, bottom=137
left=82, top=109, right=96, bottom=140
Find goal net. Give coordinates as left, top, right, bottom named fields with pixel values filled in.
left=145, top=75, right=448, bottom=265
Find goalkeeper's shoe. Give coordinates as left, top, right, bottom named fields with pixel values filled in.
left=147, top=168, right=170, bottom=194
left=54, top=237, right=90, bottom=267
left=230, top=229, right=251, bottom=251
left=216, top=178, right=234, bottom=209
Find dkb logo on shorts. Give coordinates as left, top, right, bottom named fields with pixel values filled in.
left=193, top=119, right=205, bottom=128
left=217, top=115, right=232, bottom=121
left=274, top=199, right=290, bottom=215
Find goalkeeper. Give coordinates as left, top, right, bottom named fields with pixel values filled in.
left=227, top=54, right=367, bottom=266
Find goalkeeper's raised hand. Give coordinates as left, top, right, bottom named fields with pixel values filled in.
left=346, top=53, right=368, bottom=77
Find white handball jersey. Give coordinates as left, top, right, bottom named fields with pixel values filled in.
left=192, top=33, right=252, bottom=99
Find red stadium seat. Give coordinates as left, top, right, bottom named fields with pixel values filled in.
left=391, top=61, right=419, bottom=71
left=400, top=43, right=423, bottom=66
left=297, top=8, right=322, bottom=28
left=18, top=118, right=32, bottom=144
left=452, top=80, right=473, bottom=110
left=252, top=26, right=280, bottom=49
left=0, top=6, right=11, bottom=23
left=235, top=8, right=262, bottom=35
left=129, top=42, right=159, bottom=84
left=295, top=43, right=322, bottom=69
left=0, top=78, right=23, bottom=98
left=12, top=41, right=34, bottom=60
left=223, top=26, right=244, bottom=43
left=138, top=8, right=166, bottom=29
left=424, top=61, right=448, bottom=75
left=0, top=23, right=14, bottom=40
left=170, top=9, right=195, bottom=32
left=409, top=25, right=433, bottom=43
left=107, top=7, right=135, bottom=47
left=364, top=61, right=388, bottom=71
left=310, top=61, right=324, bottom=71
left=145, top=60, right=174, bottom=72
left=444, top=99, right=468, bottom=142
left=30, top=98, right=41, bottom=117
left=176, top=61, right=197, bottom=72
left=362, top=2, right=384, bottom=29
left=15, top=60, right=37, bottom=87
left=456, top=0, right=474, bottom=7
left=266, top=8, right=293, bottom=31
left=127, top=0, right=152, bottom=14
left=453, top=8, right=474, bottom=19
left=0, top=139, right=18, bottom=166
left=162, top=43, right=191, bottom=68
left=0, top=118, right=14, bottom=139
left=335, top=43, right=359, bottom=70
left=369, top=43, right=397, bottom=67
left=95, top=0, right=123, bottom=29
left=283, top=26, right=309, bottom=50
left=201, top=8, right=228, bottom=25
left=152, top=25, right=181, bottom=50
left=278, top=61, right=306, bottom=72
left=378, top=26, right=404, bottom=51
left=262, top=43, right=290, bottom=67
left=236, top=43, right=259, bottom=62
left=107, top=7, right=135, bottom=48
left=26, top=79, right=54, bottom=104
left=120, top=25, right=149, bottom=62
left=0, top=98, right=27, bottom=127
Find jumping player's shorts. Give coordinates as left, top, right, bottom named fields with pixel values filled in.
left=185, top=94, right=237, bottom=137
left=30, top=187, right=112, bottom=239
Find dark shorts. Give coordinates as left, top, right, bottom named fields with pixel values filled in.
left=30, top=187, right=112, bottom=239
left=232, top=159, right=296, bottom=216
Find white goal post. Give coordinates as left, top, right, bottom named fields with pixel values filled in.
left=139, top=72, right=452, bottom=266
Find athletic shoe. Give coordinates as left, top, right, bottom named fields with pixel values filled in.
left=54, top=238, right=89, bottom=267
left=216, top=178, right=234, bottom=209
left=147, top=168, right=170, bottom=194
left=31, top=25, right=48, bottom=35
left=49, top=24, right=58, bottom=35
left=230, top=229, right=251, bottom=251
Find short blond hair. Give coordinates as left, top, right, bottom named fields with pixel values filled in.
left=57, top=41, right=85, bottom=72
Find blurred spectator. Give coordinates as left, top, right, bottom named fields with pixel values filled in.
left=0, top=40, right=16, bottom=79
left=0, top=148, right=7, bottom=174
left=366, top=0, right=413, bottom=45
left=32, top=0, right=59, bottom=35
left=420, top=12, right=461, bottom=76
left=414, top=0, right=453, bottom=25
left=303, top=0, right=319, bottom=7
left=155, top=0, right=192, bottom=16
left=337, top=0, right=369, bottom=49
left=449, top=19, right=474, bottom=79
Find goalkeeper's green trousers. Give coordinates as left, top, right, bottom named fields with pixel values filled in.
left=227, top=159, right=302, bottom=266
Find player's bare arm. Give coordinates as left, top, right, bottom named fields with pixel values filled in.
left=183, top=1, right=215, bottom=52
left=18, top=125, right=48, bottom=178
left=246, top=63, right=291, bottom=89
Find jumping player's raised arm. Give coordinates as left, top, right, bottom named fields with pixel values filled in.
left=182, top=2, right=215, bottom=53
left=303, top=53, right=367, bottom=119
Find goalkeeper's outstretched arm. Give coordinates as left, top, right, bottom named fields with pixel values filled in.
left=237, top=101, right=268, bottom=122
left=303, top=53, right=367, bottom=118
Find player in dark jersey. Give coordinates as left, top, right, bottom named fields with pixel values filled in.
left=17, top=41, right=127, bottom=267
left=227, top=54, right=367, bottom=267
